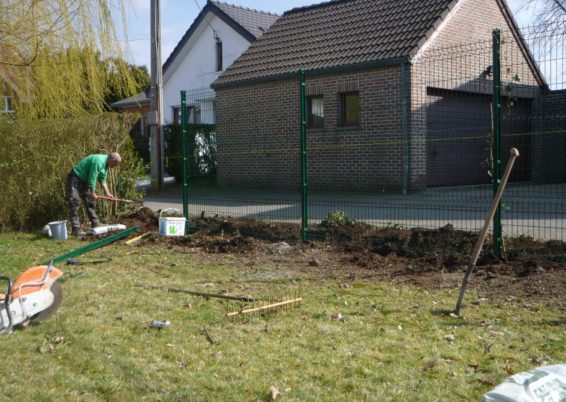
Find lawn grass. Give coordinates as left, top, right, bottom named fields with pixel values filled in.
left=0, top=234, right=564, bottom=401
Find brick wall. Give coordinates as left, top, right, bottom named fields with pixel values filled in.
left=215, top=66, right=404, bottom=191
left=215, top=0, right=543, bottom=193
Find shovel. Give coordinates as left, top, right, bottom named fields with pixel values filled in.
left=97, top=195, right=144, bottom=205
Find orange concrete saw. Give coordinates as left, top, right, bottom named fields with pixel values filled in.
left=0, top=262, right=63, bottom=334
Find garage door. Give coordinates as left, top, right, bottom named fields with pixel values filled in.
left=426, top=88, right=531, bottom=187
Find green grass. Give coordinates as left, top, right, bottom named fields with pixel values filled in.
left=0, top=234, right=564, bottom=401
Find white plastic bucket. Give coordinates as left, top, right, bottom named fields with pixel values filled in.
left=159, top=209, right=186, bottom=237
left=48, top=220, right=68, bottom=240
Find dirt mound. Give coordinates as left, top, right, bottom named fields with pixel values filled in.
left=110, top=210, right=565, bottom=304
left=117, top=211, right=564, bottom=279
left=118, top=207, right=159, bottom=232
left=192, top=233, right=256, bottom=254
left=193, top=217, right=300, bottom=243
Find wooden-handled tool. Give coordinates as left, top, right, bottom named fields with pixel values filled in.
left=454, top=148, right=520, bottom=316
left=96, top=195, right=143, bottom=204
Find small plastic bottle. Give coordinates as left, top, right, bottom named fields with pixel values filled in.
left=150, top=319, right=170, bottom=329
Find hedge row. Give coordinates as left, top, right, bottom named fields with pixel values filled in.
left=0, top=114, right=145, bottom=231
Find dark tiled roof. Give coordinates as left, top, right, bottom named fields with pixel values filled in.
left=110, top=92, right=150, bottom=109
left=163, top=1, right=279, bottom=74
left=214, top=0, right=456, bottom=86
left=213, top=1, right=279, bottom=39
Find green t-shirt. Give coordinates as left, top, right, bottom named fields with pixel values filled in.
left=72, top=154, right=109, bottom=191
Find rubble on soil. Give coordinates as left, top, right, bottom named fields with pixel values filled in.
left=109, top=208, right=566, bottom=305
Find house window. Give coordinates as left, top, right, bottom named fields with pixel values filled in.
left=307, top=96, right=324, bottom=128
left=215, top=40, right=223, bottom=72
left=139, top=115, right=147, bottom=137
left=191, top=105, right=201, bottom=124
left=173, top=106, right=181, bottom=124
left=2, top=96, right=14, bottom=114
left=340, top=92, right=360, bottom=126
left=173, top=105, right=201, bottom=124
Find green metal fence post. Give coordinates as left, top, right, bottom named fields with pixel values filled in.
left=300, top=69, right=308, bottom=242
left=492, top=29, right=503, bottom=257
left=401, top=60, right=410, bottom=195
left=181, top=90, right=189, bottom=231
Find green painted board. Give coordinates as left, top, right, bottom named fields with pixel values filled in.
left=43, top=226, right=139, bottom=265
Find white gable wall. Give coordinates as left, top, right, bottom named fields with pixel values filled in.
left=163, top=14, right=252, bottom=124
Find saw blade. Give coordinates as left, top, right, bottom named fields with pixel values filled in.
left=30, top=281, right=62, bottom=323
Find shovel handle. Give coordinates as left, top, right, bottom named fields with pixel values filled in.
left=97, top=195, right=133, bottom=204
left=454, top=148, right=520, bottom=315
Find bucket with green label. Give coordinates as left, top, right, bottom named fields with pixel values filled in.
left=159, top=209, right=186, bottom=237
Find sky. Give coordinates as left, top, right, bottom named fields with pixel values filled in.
left=121, top=0, right=536, bottom=69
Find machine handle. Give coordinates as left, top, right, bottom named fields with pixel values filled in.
left=0, top=276, right=12, bottom=299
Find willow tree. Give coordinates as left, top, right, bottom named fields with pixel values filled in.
left=0, top=0, right=140, bottom=118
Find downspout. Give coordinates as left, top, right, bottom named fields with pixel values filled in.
left=401, top=60, right=410, bottom=195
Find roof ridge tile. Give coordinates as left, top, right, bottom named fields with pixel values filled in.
left=211, top=1, right=279, bottom=17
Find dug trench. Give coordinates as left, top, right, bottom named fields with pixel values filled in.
left=111, top=208, right=566, bottom=306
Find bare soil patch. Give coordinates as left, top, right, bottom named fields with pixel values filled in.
left=115, top=208, right=566, bottom=305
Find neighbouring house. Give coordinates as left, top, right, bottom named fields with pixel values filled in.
left=112, top=1, right=278, bottom=168
left=212, top=0, right=550, bottom=191
left=162, top=0, right=279, bottom=124
left=111, top=91, right=151, bottom=162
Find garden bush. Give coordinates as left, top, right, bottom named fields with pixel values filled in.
left=164, top=123, right=217, bottom=185
left=0, top=113, right=145, bottom=231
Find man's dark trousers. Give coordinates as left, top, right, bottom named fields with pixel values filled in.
left=67, top=170, right=100, bottom=229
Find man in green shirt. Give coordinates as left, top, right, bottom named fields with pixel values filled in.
left=67, top=153, right=122, bottom=236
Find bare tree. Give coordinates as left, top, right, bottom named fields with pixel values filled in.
left=515, top=0, right=566, bottom=25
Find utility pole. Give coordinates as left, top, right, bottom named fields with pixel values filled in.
left=149, top=0, right=164, bottom=190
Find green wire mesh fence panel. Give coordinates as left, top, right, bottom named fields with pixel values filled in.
left=166, top=83, right=302, bottom=229
left=158, top=24, right=564, bottom=244
left=496, top=25, right=566, bottom=241
left=304, top=38, right=500, bottom=241
left=303, top=24, right=564, bottom=243
left=166, top=88, right=217, bottom=189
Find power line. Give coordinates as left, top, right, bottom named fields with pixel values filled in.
left=194, top=0, right=218, bottom=37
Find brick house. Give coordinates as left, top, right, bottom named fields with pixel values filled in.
left=212, top=0, right=545, bottom=191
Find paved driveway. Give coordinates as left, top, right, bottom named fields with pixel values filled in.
left=142, top=183, right=566, bottom=241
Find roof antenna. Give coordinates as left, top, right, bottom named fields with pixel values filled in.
left=195, top=0, right=217, bottom=37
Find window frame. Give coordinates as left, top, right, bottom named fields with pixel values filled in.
left=2, top=96, right=14, bottom=114
left=215, top=40, right=223, bottom=72
left=173, top=104, right=201, bottom=125
left=339, top=91, right=360, bottom=127
left=173, top=106, right=181, bottom=124
left=307, top=95, right=324, bottom=129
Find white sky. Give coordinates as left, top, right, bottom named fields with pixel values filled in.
left=120, top=0, right=535, bottom=69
